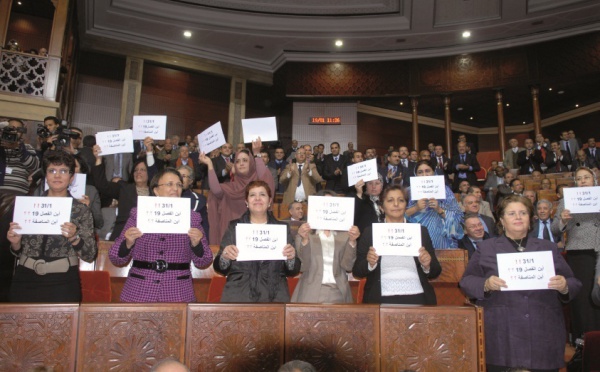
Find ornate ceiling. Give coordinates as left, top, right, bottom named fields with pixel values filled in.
left=78, top=0, right=600, bottom=73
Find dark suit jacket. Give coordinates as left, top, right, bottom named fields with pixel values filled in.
left=378, top=165, right=402, bottom=187
left=212, top=155, right=233, bottom=183
left=430, top=155, right=450, bottom=184
left=544, top=151, right=571, bottom=173
left=322, top=154, right=348, bottom=192
left=450, top=153, right=481, bottom=191
left=517, top=149, right=544, bottom=175
left=584, top=147, right=600, bottom=164
left=528, top=219, right=561, bottom=244
left=354, top=195, right=380, bottom=234
left=480, top=214, right=497, bottom=237
left=399, top=160, right=415, bottom=187
left=572, top=157, right=598, bottom=169
left=352, top=225, right=442, bottom=305
left=458, top=232, right=490, bottom=259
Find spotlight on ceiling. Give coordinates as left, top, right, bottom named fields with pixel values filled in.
left=575, top=104, right=579, bottom=108
left=506, top=103, right=510, bottom=107
left=462, top=31, right=471, bottom=38
left=183, top=31, right=192, bottom=38
left=548, top=88, right=553, bottom=91
left=469, top=116, right=474, bottom=120
left=399, top=101, right=404, bottom=106
left=335, top=40, right=343, bottom=47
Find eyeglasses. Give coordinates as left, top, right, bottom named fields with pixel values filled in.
left=157, top=182, right=184, bottom=189
left=47, top=169, right=71, bottom=175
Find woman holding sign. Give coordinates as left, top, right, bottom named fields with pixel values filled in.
left=214, top=180, right=300, bottom=302
left=198, top=138, right=274, bottom=245
left=551, top=166, right=600, bottom=337
left=352, top=185, right=441, bottom=304
left=460, top=195, right=580, bottom=371
left=7, top=151, right=96, bottom=302
left=292, top=190, right=361, bottom=303
left=405, top=161, right=464, bottom=249
left=110, top=168, right=212, bottom=302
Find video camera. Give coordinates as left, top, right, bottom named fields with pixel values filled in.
left=0, top=122, right=27, bottom=144
left=37, top=123, right=80, bottom=148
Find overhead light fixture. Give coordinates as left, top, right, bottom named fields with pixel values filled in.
left=575, top=104, right=579, bottom=108
left=558, top=90, right=564, bottom=95
left=469, top=116, right=474, bottom=120
left=17, top=1, right=22, bottom=4
left=462, top=31, right=471, bottom=38
left=523, top=121, right=526, bottom=124
left=335, top=40, right=343, bottom=47
left=506, top=103, right=510, bottom=107
left=399, top=101, right=404, bottom=106
left=183, top=31, right=192, bottom=38
left=548, top=87, right=553, bottom=91
left=457, top=107, right=463, bottom=111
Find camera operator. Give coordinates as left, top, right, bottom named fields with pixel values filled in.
left=38, top=116, right=61, bottom=156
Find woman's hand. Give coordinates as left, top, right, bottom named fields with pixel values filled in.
left=428, top=198, right=439, bottom=210
left=298, top=223, right=311, bottom=244
left=417, top=247, right=431, bottom=269
left=79, top=195, right=90, bottom=207
left=251, top=137, right=262, bottom=155
left=416, top=198, right=428, bottom=211
left=548, top=275, right=568, bottom=294
left=484, top=275, right=507, bottom=292
left=124, top=227, right=143, bottom=249
left=144, top=136, right=154, bottom=152
left=198, top=152, right=214, bottom=169
left=367, top=247, right=379, bottom=268
left=93, top=144, right=103, bottom=165
left=348, top=225, right=360, bottom=245
left=188, top=228, right=204, bottom=247
left=222, top=245, right=239, bottom=261
left=560, top=209, right=572, bottom=224
left=7, top=222, right=22, bottom=247
left=283, top=244, right=295, bottom=260
left=60, top=222, right=78, bottom=240
left=355, top=179, right=365, bottom=198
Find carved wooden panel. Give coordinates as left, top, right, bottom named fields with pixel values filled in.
left=380, top=305, right=483, bottom=371
left=77, top=304, right=187, bottom=371
left=0, top=304, right=79, bottom=372
left=186, top=304, right=285, bottom=371
left=285, top=304, right=380, bottom=371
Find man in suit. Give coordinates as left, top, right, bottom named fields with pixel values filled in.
left=211, top=142, right=234, bottom=183
left=573, top=150, right=598, bottom=170
left=268, top=146, right=287, bottom=193
left=341, top=150, right=363, bottom=194
left=398, top=146, right=415, bottom=186
left=104, top=152, right=133, bottom=182
left=280, top=148, right=323, bottom=205
left=287, top=201, right=304, bottom=221
left=568, top=129, right=583, bottom=149
left=545, top=140, right=572, bottom=173
left=560, top=130, right=579, bottom=162
left=378, top=150, right=402, bottom=186
left=462, top=195, right=496, bottom=237
left=322, top=142, right=348, bottom=193
left=450, top=141, right=481, bottom=192
left=584, top=138, right=600, bottom=164
left=495, top=172, right=516, bottom=208
left=342, top=142, right=355, bottom=158
left=523, top=190, right=537, bottom=210
left=517, top=138, right=544, bottom=175
left=285, top=139, right=300, bottom=160
left=504, top=138, right=524, bottom=171
left=430, top=145, right=450, bottom=185
left=458, top=212, right=492, bottom=259
left=466, top=185, right=495, bottom=221
left=528, top=199, right=562, bottom=248
left=457, top=133, right=477, bottom=155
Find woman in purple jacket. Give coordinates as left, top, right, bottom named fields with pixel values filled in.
left=110, top=168, right=212, bottom=302
left=460, top=195, right=581, bottom=371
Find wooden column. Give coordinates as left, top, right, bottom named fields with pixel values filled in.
left=411, top=97, right=419, bottom=151
left=0, top=0, right=12, bottom=47
left=496, top=90, right=507, bottom=156
left=531, top=86, right=542, bottom=136
left=48, top=0, right=69, bottom=57
left=228, top=77, right=247, bottom=145
left=444, top=96, right=452, bottom=158
left=119, top=57, right=144, bottom=129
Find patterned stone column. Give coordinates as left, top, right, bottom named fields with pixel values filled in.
left=120, top=57, right=144, bottom=129
left=228, top=78, right=246, bottom=145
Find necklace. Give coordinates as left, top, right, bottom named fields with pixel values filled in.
left=507, top=236, right=525, bottom=252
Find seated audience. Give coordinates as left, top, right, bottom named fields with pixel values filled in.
left=528, top=199, right=562, bottom=249
left=523, top=190, right=537, bottom=209
left=458, top=212, right=492, bottom=259
left=461, top=195, right=496, bottom=237
left=540, top=178, right=554, bottom=191
left=110, top=168, right=212, bottom=302
left=465, top=186, right=494, bottom=220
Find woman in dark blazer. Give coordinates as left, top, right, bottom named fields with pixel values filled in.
left=292, top=190, right=360, bottom=303
left=352, top=185, right=441, bottom=305
left=461, top=195, right=581, bottom=371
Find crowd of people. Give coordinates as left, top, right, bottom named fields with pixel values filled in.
left=1, top=115, right=600, bottom=371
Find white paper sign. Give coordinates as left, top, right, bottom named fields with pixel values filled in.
left=95, top=129, right=134, bottom=156
left=45, top=173, right=87, bottom=200
left=235, top=224, right=288, bottom=261
left=497, top=251, right=555, bottom=291
left=132, top=115, right=167, bottom=140
left=198, top=121, right=226, bottom=154
left=347, top=159, right=379, bottom=186
left=13, top=196, right=73, bottom=235
left=241, top=117, right=278, bottom=143
left=307, top=195, right=355, bottom=231
left=136, top=196, right=191, bottom=234
left=410, top=175, right=446, bottom=200
left=563, top=186, right=600, bottom=214
left=371, top=223, right=422, bottom=256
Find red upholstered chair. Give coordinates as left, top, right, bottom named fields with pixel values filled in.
left=80, top=270, right=112, bottom=302
left=356, top=278, right=366, bottom=303
left=287, top=276, right=299, bottom=297
left=206, top=276, right=227, bottom=302
left=583, top=331, right=600, bottom=372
